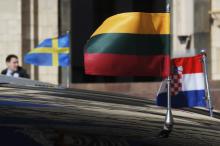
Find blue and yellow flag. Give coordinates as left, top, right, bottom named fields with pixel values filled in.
left=24, top=34, right=70, bottom=67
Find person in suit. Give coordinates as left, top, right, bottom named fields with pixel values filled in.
left=1, top=54, right=29, bottom=78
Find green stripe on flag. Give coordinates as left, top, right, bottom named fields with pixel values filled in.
left=86, top=33, right=170, bottom=55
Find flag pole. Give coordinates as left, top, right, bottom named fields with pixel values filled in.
left=66, top=31, right=70, bottom=88
left=159, top=73, right=174, bottom=138
left=164, top=76, right=174, bottom=129
left=164, top=0, right=174, bottom=131
left=66, top=66, right=70, bottom=88
left=200, top=49, right=213, bottom=117
left=159, top=0, right=174, bottom=137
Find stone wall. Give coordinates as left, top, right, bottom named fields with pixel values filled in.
left=37, top=0, right=58, bottom=84
left=0, top=0, right=21, bottom=71
left=172, top=0, right=210, bottom=58
left=0, top=0, right=59, bottom=84
left=211, top=0, right=220, bottom=80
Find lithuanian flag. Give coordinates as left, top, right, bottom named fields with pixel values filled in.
left=84, top=0, right=170, bottom=78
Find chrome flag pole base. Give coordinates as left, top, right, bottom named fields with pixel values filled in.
left=158, top=77, right=174, bottom=138
left=163, top=109, right=174, bottom=131
left=158, top=107, right=174, bottom=138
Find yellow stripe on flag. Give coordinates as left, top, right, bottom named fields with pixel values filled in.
left=29, top=48, right=69, bottom=54
left=92, top=12, right=170, bottom=37
left=52, top=39, right=59, bottom=66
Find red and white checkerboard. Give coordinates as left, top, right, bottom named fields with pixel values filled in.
left=171, top=74, right=182, bottom=96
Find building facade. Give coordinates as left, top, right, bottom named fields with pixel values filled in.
left=0, top=0, right=59, bottom=84
left=0, top=0, right=219, bottom=102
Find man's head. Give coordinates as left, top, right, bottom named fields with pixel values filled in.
left=6, top=54, right=19, bottom=71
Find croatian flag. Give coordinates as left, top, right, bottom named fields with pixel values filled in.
left=157, top=55, right=207, bottom=108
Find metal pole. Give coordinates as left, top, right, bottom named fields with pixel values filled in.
left=66, top=31, right=70, bottom=88
left=158, top=76, right=174, bottom=138
left=164, top=0, right=174, bottom=131
left=157, top=0, right=174, bottom=137
left=66, top=66, right=70, bottom=88
left=164, top=76, right=174, bottom=130
left=200, top=49, right=213, bottom=117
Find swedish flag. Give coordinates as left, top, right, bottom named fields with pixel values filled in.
left=24, top=34, right=70, bottom=67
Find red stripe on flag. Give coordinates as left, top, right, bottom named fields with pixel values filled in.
left=172, top=55, right=203, bottom=74
left=84, top=53, right=170, bottom=78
